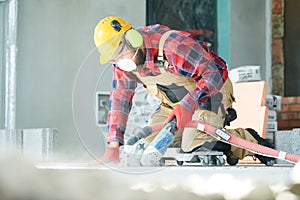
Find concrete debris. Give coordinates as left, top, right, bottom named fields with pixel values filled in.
left=125, top=85, right=161, bottom=135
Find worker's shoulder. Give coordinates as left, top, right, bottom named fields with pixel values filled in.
left=138, top=24, right=171, bottom=33
left=139, top=24, right=193, bottom=39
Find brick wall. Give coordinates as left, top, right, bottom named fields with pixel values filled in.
left=272, top=0, right=285, bottom=95
left=277, top=96, right=300, bottom=130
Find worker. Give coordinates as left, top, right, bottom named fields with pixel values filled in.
left=93, top=16, right=275, bottom=166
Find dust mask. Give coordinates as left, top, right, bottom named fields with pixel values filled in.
left=116, top=48, right=139, bottom=72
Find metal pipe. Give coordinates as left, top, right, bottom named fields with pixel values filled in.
left=4, top=0, right=18, bottom=129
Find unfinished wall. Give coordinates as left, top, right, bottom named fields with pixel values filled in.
left=14, top=0, right=145, bottom=160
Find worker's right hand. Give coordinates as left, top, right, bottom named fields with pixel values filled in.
left=167, top=104, right=193, bottom=130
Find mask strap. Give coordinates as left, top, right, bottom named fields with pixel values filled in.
left=132, top=48, right=139, bottom=60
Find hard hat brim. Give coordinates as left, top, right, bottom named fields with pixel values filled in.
left=98, top=34, right=122, bottom=64
left=99, top=44, right=119, bottom=64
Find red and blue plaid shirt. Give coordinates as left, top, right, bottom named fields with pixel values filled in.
left=107, top=24, right=228, bottom=144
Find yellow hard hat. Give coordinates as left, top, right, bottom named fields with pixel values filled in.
left=94, top=16, right=132, bottom=64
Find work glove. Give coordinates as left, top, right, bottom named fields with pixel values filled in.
left=94, top=146, right=120, bottom=164
left=167, top=104, right=193, bottom=130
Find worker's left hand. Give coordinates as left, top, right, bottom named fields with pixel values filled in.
left=94, top=146, right=120, bottom=164
left=167, top=104, right=193, bottom=130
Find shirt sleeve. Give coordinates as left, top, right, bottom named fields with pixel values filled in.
left=166, top=34, right=228, bottom=113
left=106, top=66, right=138, bottom=144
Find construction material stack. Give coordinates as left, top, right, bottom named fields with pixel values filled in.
left=265, top=95, right=282, bottom=142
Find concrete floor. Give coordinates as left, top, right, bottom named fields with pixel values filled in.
left=0, top=153, right=299, bottom=200
left=33, top=162, right=299, bottom=200
left=36, top=162, right=294, bottom=185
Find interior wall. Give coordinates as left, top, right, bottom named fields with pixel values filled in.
left=230, top=0, right=268, bottom=83
left=14, top=0, right=145, bottom=160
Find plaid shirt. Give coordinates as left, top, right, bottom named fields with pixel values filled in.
left=107, top=24, right=228, bottom=144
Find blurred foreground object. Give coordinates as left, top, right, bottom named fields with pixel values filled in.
left=0, top=128, right=57, bottom=161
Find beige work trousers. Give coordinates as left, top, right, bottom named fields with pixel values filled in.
left=145, top=80, right=258, bottom=160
